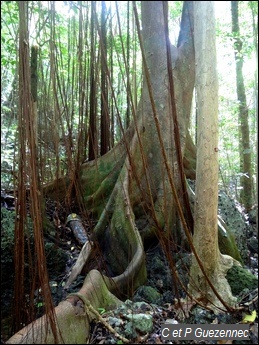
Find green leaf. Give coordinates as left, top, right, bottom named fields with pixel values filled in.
left=37, top=302, right=44, bottom=308
left=242, top=310, right=257, bottom=323
left=97, top=307, right=106, bottom=315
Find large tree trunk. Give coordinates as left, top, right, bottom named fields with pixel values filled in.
left=7, top=2, right=196, bottom=343
left=7, top=2, right=245, bottom=343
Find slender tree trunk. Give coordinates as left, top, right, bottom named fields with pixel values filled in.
left=13, top=2, right=27, bottom=330
left=88, top=1, right=98, bottom=160
left=189, top=1, right=236, bottom=310
left=14, top=1, right=59, bottom=340
left=100, top=0, right=110, bottom=155
left=248, top=0, right=258, bottom=227
left=231, top=1, right=253, bottom=212
left=126, top=1, right=130, bottom=129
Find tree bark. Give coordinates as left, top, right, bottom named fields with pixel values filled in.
left=100, top=0, right=110, bottom=155
left=231, top=1, right=253, bottom=212
left=189, top=1, right=236, bottom=310
left=88, top=2, right=98, bottom=160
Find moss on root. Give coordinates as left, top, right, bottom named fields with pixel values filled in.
left=226, top=265, right=257, bottom=296
left=218, top=217, right=243, bottom=264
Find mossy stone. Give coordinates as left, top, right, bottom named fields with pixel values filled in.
left=226, top=265, right=257, bottom=296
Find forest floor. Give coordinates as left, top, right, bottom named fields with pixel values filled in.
left=1, top=192, right=258, bottom=344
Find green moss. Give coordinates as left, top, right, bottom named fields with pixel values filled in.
left=45, top=243, right=68, bottom=278
left=1, top=208, right=68, bottom=279
left=226, top=265, right=257, bottom=296
left=1, top=208, right=15, bottom=262
left=1, top=208, right=34, bottom=264
left=134, top=286, right=161, bottom=304
left=218, top=218, right=243, bottom=264
left=81, top=158, right=119, bottom=197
